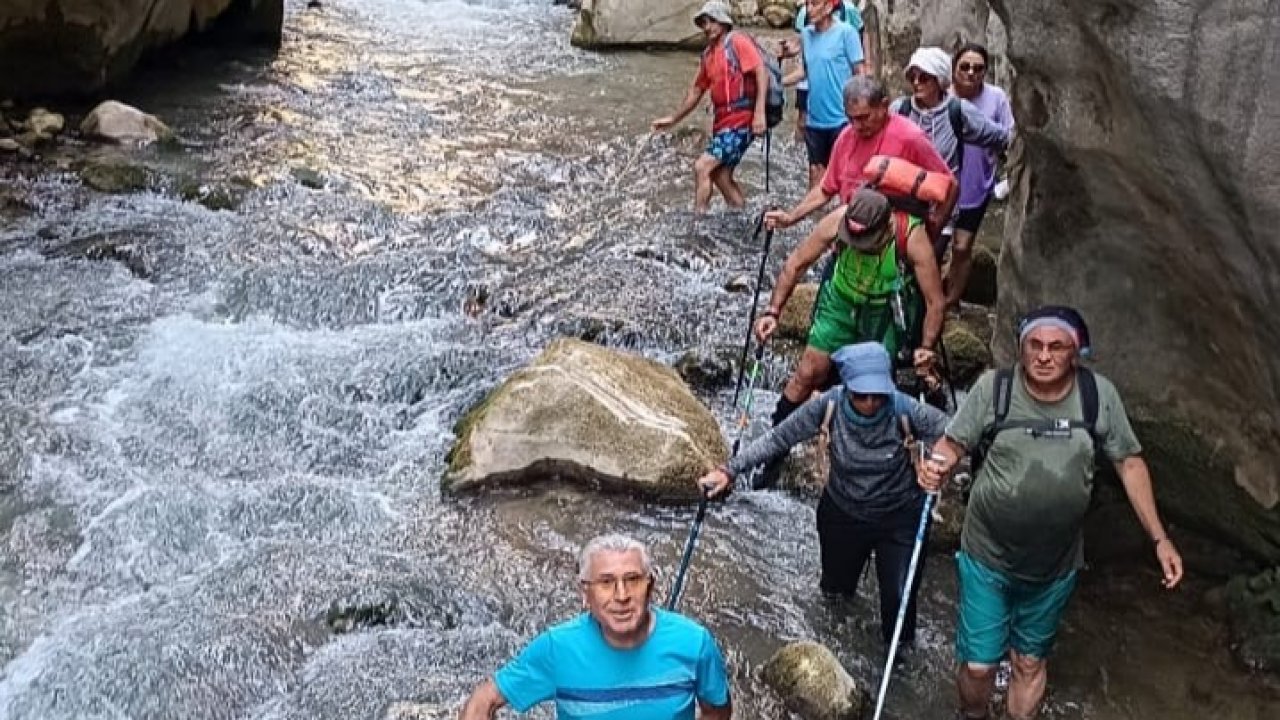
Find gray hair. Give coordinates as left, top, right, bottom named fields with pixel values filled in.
left=577, top=533, right=653, bottom=581
left=843, top=75, right=889, bottom=107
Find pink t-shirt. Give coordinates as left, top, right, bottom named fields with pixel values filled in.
left=821, top=114, right=952, bottom=202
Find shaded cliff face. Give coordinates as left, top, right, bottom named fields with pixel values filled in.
left=989, top=0, right=1280, bottom=560
left=0, top=0, right=282, bottom=97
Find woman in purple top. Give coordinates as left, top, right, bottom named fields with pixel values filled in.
left=947, top=43, right=1014, bottom=310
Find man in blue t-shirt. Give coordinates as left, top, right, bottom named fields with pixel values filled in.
left=787, top=0, right=865, bottom=189
left=459, top=534, right=732, bottom=719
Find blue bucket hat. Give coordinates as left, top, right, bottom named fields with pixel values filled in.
left=831, top=342, right=896, bottom=396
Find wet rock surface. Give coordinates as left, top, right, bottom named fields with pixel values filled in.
left=443, top=338, right=727, bottom=500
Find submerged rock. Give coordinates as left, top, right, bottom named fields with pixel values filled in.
left=443, top=338, right=727, bottom=501
left=292, top=166, right=326, bottom=189
left=79, top=161, right=149, bottom=193
left=79, top=161, right=149, bottom=194
left=762, top=640, right=869, bottom=720
left=80, top=100, right=173, bottom=145
left=674, top=346, right=736, bottom=390
left=571, top=0, right=704, bottom=50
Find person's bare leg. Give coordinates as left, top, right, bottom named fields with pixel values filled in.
left=957, top=662, right=996, bottom=719
left=945, top=227, right=977, bottom=309
left=711, top=166, right=745, bottom=208
left=693, top=153, right=720, bottom=214
left=1006, top=651, right=1048, bottom=719
left=781, top=347, right=832, bottom=404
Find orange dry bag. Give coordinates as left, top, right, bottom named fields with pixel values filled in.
left=861, top=155, right=955, bottom=216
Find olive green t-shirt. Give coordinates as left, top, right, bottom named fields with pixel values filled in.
left=946, top=368, right=1142, bottom=583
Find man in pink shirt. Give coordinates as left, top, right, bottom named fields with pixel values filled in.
left=765, top=75, right=955, bottom=238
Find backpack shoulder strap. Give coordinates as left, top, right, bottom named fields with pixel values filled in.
left=896, top=97, right=912, bottom=116
left=892, top=210, right=912, bottom=255
left=947, top=97, right=965, bottom=138
left=822, top=398, right=837, bottom=432
left=894, top=393, right=915, bottom=447
left=991, top=367, right=1015, bottom=427
left=948, top=97, right=966, bottom=173
left=1077, top=367, right=1100, bottom=439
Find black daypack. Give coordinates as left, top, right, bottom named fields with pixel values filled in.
left=969, top=367, right=1100, bottom=476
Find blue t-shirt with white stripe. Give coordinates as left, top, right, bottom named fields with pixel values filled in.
left=494, top=609, right=730, bottom=719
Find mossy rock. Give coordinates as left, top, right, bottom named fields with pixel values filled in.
left=940, top=320, right=992, bottom=387
left=961, top=244, right=999, bottom=306
left=179, top=179, right=245, bottom=211
left=777, top=283, right=819, bottom=341
left=1129, top=412, right=1280, bottom=565
left=1224, top=566, right=1280, bottom=673
left=443, top=338, right=728, bottom=502
left=762, top=641, right=868, bottom=720
left=79, top=161, right=149, bottom=194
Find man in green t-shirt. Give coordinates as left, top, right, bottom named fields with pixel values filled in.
left=918, top=306, right=1183, bottom=720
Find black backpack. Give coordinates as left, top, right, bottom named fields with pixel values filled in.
left=969, top=367, right=1100, bottom=476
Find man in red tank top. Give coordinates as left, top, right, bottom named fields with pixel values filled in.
left=652, top=2, right=770, bottom=214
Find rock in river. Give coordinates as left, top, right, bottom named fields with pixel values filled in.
left=571, top=0, right=704, bottom=50
left=443, top=338, right=728, bottom=501
left=762, top=640, right=869, bottom=720
left=80, top=100, right=173, bottom=144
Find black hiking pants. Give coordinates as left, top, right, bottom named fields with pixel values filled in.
left=817, top=492, right=928, bottom=649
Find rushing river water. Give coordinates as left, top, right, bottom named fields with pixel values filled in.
left=0, top=1, right=1276, bottom=718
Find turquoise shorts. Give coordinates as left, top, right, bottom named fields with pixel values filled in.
left=955, top=551, right=1078, bottom=664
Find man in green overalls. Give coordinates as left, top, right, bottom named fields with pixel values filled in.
left=754, top=188, right=945, bottom=485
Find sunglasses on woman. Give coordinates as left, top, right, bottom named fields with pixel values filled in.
left=957, top=62, right=986, bottom=74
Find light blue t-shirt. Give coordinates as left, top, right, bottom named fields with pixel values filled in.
left=794, top=1, right=864, bottom=32
left=494, top=609, right=731, bottom=719
left=800, top=21, right=865, bottom=129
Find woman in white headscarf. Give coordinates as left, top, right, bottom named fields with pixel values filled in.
left=892, top=46, right=1010, bottom=259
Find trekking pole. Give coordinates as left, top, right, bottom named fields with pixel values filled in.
left=612, top=130, right=654, bottom=185
left=732, top=340, right=768, bottom=456
left=936, top=334, right=960, bottom=411
left=667, top=487, right=710, bottom=610
left=764, top=129, right=772, bottom=193
left=730, top=215, right=773, bottom=412
left=669, top=217, right=776, bottom=610
left=872, top=441, right=938, bottom=720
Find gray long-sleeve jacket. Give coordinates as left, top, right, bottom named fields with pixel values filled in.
left=890, top=96, right=1010, bottom=175
left=727, top=387, right=949, bottom=522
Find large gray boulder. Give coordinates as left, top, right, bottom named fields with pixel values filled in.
left=762, top=641, right=869, bottom=720
left=988, top=0, right=1280, bottom=563
left=443, top=338, right=727, bottom=501
left=0, top=0, right=283, bottom=97
left=571, top=0, right=704, bottom=49
left=80, top=100, right=172, bottom=144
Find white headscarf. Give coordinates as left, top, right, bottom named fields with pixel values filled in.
left=906, top=47, right=953, bottom=90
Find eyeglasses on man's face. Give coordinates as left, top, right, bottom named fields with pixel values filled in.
left=581, top=573, right=651, bottom=594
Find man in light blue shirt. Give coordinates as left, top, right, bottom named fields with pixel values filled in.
left=790, top=0, right=865, bottom=189
left=460, top=534, right=732, bottom=719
